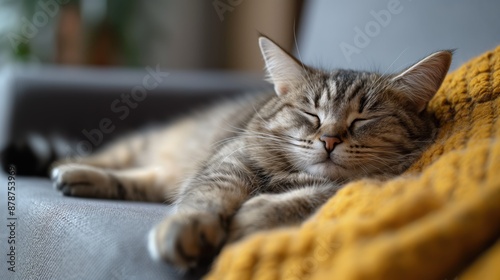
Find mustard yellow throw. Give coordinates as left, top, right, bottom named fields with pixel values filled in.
left=206, top=45, right=500, bottom=280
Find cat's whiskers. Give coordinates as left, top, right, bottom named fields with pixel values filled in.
left=370, top=48, right=408, bottom=95
left=218, top=122, right=285, bottom=142
left=363, top=147, right=429, bottom=161
left=350, top=154, right=400, bottom=173
left=292, top=24, right=319, bottom=98
left=364, top=161, right=396, bottom=175
left=209, top=124, right=289, bottom=151
left=246, top=145, right=301, bottom=169
left=215, top=142, right=290, bottom=170
left=251, top=102, right=269, bottom=125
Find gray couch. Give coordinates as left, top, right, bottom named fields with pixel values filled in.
left=0, top=66, right=268, bottom=279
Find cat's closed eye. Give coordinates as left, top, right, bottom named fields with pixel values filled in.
left=303, top=112, right=321, bottom=128
left=349, top=118, right=371, bottom=131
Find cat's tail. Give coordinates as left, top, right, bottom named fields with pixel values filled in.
left=1, top=134, right=76, bottom=177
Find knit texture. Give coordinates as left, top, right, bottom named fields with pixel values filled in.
left=206, top=45, right=500, bottom=280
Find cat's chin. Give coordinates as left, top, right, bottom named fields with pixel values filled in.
left=305, top=161, right=348, bottom=181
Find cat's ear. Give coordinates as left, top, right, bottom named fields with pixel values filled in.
left=391, top=50, right=453, bottom=112
left=259, top=36, right=305, bottom=96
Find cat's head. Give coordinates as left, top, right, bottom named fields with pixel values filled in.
left=251, top=36, right=452, bottom=181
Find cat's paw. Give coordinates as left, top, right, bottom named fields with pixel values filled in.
left=51, top=164, right=117, bottom=198
left=148, top=212, right=227, bottom=269
left=227, top=194, right=274, bottom=243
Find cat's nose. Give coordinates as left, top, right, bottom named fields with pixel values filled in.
left=320, top=135, right=342, bottom=153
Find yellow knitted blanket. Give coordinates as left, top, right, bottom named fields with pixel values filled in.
left=206, top=46, right=500, bottom=280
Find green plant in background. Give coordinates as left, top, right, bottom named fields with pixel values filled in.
left=0, top=0, right=76, bottom=64
left=0, top=0, right=142, bottom=66
left=0, top=0, right=30, bottom=62
left=105, top=0, right=140, bottom=66
left=84, top=0, right=141, bottom=66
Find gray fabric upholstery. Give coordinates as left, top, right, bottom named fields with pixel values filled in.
left=0, top=176, right=186, bottom=279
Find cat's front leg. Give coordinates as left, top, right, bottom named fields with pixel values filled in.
left=228, top=185, right=339, bottom=243
left=148, top=181, right=251, bottom=269
left=148, top=143, right=255, bottom=269
left=148, top=210, right=227, bottom=268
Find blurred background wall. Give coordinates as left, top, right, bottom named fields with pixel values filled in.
left=0, top=0, right=303, bottom=71
left=1, top=0, right=499, bottom=73
left=299, top=0, right=500, bottom=72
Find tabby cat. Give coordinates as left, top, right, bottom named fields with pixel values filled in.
left=50, top=36, right=452, bottom=269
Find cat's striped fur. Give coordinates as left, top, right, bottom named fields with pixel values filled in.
left=51, top=36, right=452, bottom=269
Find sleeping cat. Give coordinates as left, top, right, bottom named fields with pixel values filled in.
left=50, top=36, right=452, bottom=269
